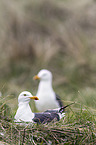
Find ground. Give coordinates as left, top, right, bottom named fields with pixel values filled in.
left=0, top=0, right=96, bottom=144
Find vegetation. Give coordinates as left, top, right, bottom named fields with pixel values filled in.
left=0, top=100, right=96, bottom=144
left=0, top=0, right=96, bottom=144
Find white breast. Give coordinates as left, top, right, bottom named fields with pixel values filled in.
left=14, top=104, right=34, bottom=122
left=35, top=90, right=59, bottom=112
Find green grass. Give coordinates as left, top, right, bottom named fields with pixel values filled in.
left=0, top=59, right=96, bottom=144
left=0, top=94, right=96, bottom=144
left=0, top=102, right=96, bottom=144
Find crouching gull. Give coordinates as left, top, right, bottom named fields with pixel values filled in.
left=33, top=69, right=63, bottom=112
left=14, top=91, right=74, bottom=124
left=14, top=91, right=39, bottom=122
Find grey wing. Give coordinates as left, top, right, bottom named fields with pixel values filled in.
left=33, top=112, right=59, bottom=124
left=44, top=108, right=59, bottom=113
left=56, top=94, right=63, bottom=107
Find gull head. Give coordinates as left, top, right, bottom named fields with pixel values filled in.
left=18, top=91, right=39, bottom=104
left=33, top=69, right=52, bottom=81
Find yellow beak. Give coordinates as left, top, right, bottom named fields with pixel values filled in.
left=33, top=75, right=40, bottom=80
left=29, top=96, right=39, bottom=100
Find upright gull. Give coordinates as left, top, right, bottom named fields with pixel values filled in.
left=14, top=91, right=67, bottom=124
left=33, top=69, right=63, bottom=112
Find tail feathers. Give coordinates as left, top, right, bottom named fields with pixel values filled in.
left=59, top=102, right=75, bottom=113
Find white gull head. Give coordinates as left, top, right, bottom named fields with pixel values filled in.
left=36, top=69, right=52, bottom=81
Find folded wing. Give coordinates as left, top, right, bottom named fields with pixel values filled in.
left=33, top=112, right=60, bottom=123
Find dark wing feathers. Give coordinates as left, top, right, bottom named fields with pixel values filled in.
left=45, top=102, right=75, bottom=113
left=33, top=112, right=59, bottom=124
left=56, top=94, right=63, bottom=107
left=44, top=109, right=59, bottom=113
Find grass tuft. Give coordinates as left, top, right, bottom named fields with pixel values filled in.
left=0, top=101, right=96, bottom=144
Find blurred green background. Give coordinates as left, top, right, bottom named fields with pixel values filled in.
left=0, top=0, right=96, bottom=114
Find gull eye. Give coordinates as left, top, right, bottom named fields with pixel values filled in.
left=24, top=94, right=27, bottom=96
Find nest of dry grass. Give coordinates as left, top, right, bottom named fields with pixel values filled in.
left=0, top=118, right=95, bottom=144
left=0, top=102, right=96, bottom=144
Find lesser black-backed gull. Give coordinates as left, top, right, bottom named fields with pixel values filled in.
left=14, top=91, right=67, bottom=124
left=33, top=69, right=63, bottom=112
